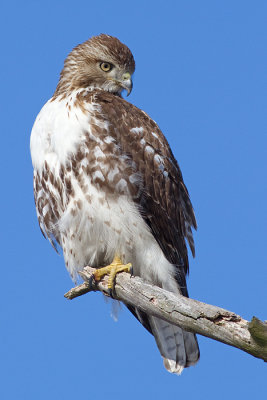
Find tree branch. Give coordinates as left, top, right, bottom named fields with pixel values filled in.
left=64, top=266, right=267, bottom=362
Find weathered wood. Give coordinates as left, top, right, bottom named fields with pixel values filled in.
left=248, top=317, right=267, bottom=348
left=64, top=266, right=267, bottom=363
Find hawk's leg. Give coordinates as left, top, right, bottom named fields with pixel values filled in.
left=93, top=255, right=132, bottom=296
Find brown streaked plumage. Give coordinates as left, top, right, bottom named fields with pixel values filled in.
left=54, top=34, right=135, bottom=98
left=30, top=34, right=199, bottom=375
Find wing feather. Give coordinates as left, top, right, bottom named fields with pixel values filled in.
left=93, top=91, right=196, bottom=288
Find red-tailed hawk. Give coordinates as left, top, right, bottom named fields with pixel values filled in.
left=30, top=34, right=199, bottom=374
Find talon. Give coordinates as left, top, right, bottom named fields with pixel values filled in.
left=93, top=255, right=132, bottom=294
left=88, top=275, right=95, bottom=289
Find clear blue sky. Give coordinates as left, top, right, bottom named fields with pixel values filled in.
left=1, top=1, right=266, bottom=399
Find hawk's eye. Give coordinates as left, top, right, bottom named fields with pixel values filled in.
left=100, top=62, right=113, bottom=72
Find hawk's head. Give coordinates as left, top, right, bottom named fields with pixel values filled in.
left=54, top=34, right=135, bottom=97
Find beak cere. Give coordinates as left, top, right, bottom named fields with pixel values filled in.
left=121, top=72, right=133, bottom=96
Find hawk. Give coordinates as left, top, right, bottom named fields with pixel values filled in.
left=30, top=34, right=199, bottom=374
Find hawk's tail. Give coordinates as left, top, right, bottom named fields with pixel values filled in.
left=148, top=278, right=199, bottom=374
left=127, top=304, right=199, bottom=374
left=148, top=316, right=199, bottom=375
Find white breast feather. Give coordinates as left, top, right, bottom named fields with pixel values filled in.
left=30, top=90, right=179, bottom=290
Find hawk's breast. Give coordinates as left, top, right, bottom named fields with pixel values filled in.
left=31, top=90, right=153, bottom=279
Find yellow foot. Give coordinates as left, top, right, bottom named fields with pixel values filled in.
left=93, top=255, right=132, bottom=293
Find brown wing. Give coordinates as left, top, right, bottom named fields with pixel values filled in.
left=93, top=90, right=197, bottom=295
left=33, top=161, right=67, bottom=251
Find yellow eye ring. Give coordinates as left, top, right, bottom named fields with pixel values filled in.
left=100, top=62, right=112, bottom=72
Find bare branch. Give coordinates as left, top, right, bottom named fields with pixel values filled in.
left=64, top=266, right=267, bottom=362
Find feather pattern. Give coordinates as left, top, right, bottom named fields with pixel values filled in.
left=30, top=34, right=199, bottom=374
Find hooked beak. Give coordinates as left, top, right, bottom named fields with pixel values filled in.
left=121, top=72, right=133, bottom=96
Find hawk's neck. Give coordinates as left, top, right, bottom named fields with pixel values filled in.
left=53, top=81, right=122, bottom=100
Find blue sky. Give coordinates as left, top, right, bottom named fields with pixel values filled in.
left=1, top=1, right=266, bottom=399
